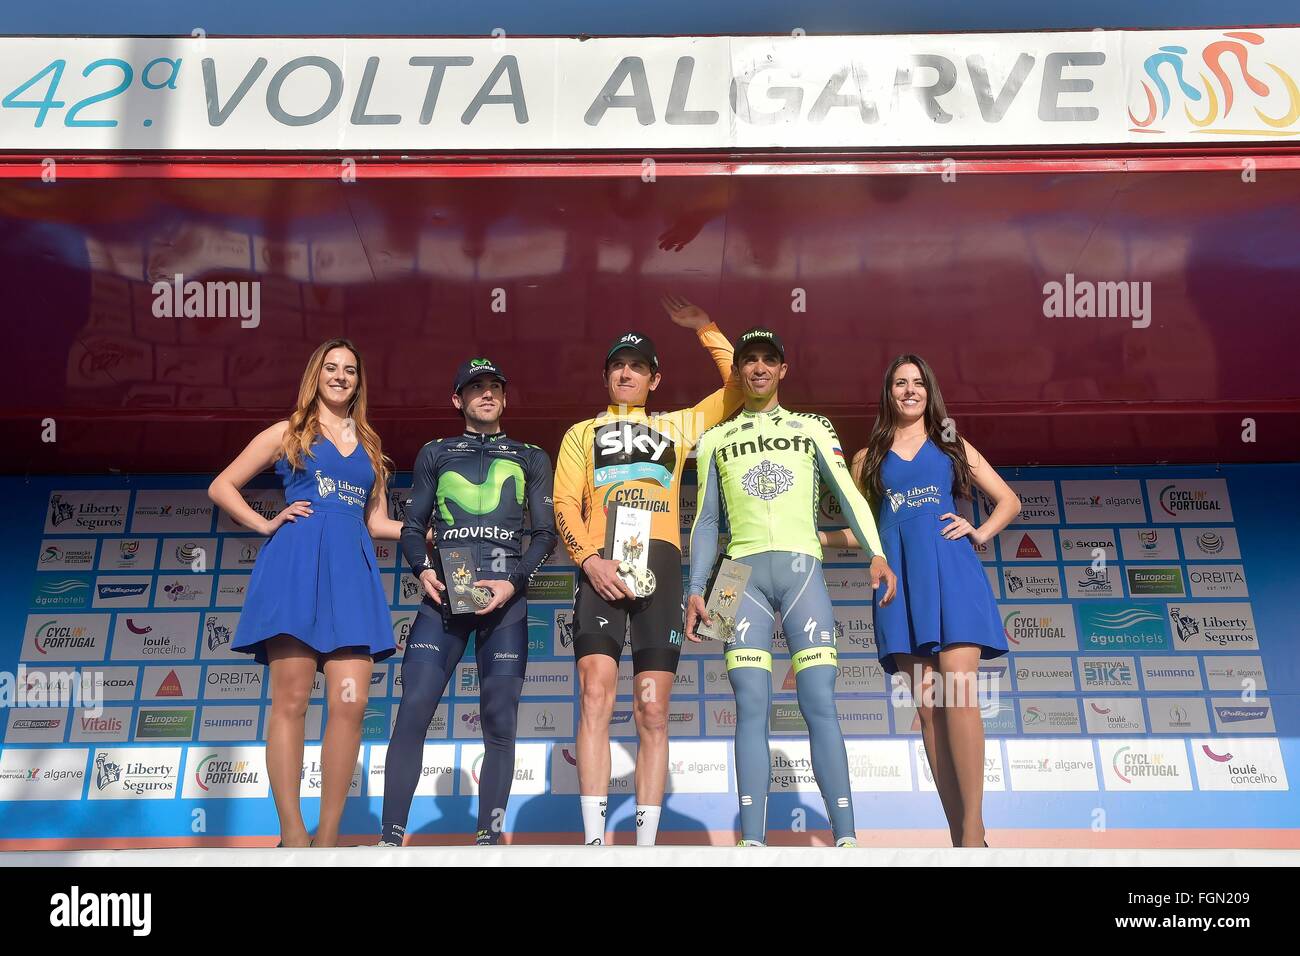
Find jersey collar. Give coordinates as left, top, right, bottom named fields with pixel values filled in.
left=461, top=430, right=507, bottom=443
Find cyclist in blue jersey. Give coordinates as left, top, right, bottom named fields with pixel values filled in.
left=379, top=358, right=555, bottom=847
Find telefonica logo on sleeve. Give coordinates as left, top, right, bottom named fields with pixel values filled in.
left=1077, top=604, right=1170, bottom=651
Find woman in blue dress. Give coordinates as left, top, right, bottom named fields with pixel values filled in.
left=824, top=355, right=1019, bottom=847
left=208, top=338, right=403, bottom=848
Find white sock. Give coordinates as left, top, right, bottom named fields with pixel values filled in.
left=580, top=796, right=607, bottom=845
left=636, top=805, right=661, bottom=847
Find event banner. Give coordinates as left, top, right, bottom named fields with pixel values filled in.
left=0, top=29, right=1298, bottom=151
left=0, top=463, right=1295, bottom=846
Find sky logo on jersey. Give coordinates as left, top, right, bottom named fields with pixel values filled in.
left=594, top=422, right=676, bottom=489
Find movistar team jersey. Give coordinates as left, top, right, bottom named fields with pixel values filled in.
left=553, top=322, right=742, bottom=567
left=688, top=405, right=885, bottom=596
left=400, top=431, right=556, bottom=593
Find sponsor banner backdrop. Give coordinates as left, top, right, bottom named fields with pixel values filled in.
left=0, top=464, right=1296, bottom=843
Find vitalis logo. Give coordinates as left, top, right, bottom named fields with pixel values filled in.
left=594, top=422, right=676, bottom=489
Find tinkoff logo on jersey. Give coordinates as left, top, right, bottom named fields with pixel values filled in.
left=715, top=432, right=814, bottom=465
left=741, top=461, right=795, bottom=500
left=594, top=422, right=676, bottom=488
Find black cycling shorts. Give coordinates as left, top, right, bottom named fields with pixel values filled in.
left=573, top=539, right=685, bottom=674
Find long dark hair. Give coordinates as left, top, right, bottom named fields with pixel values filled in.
left=858, top=354, right=973, bottom=505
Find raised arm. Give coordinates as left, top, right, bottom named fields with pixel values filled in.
left=660, top=296, right=744, bottom=445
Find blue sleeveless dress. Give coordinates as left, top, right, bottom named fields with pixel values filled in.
left=871, top=439, right=1007, bottom=674
left=232, top=437, right=395, bottom=666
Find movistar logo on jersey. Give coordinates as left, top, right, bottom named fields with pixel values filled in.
left=715, top=432, right=814, bottom=464
left=436, top=458, right=525, bottom=524
left=593, top=422, right=676, bottom=489
left=741, top=461, right=795, bottom=500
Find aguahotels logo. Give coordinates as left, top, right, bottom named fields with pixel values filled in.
left=1129, top=32, right=1300, bottom=137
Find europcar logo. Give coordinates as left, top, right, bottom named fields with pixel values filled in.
left=1129, top=31, right=1300, bottom=137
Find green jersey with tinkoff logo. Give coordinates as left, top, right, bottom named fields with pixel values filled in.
left=688, top=406, right=884, bottom=595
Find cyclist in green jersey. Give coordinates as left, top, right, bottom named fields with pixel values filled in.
left=686, top=328, right=896, bottom=846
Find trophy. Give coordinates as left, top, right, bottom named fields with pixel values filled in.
left=604, top=501, right=656, bottom=599
left=695, top=556, right=752, bottom=642
left=440, top=547, right=493, bottom=615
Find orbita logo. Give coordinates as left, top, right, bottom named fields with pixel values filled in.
left=472, top=751, right=485, bottom=785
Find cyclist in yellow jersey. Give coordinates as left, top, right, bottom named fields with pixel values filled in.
left=553, top=296, right=743, bottom=845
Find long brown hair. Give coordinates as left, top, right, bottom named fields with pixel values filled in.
left=279, top=338, right=392, bottom=499
left=859, top=354, right=973, bottom=505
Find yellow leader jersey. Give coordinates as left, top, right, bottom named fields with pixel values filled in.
left=553, top=322, right=743, bottom=566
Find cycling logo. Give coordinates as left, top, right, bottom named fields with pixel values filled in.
left=593, top=421, right=677, bottom=489
left=741, top=460, right=795, bottom=500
